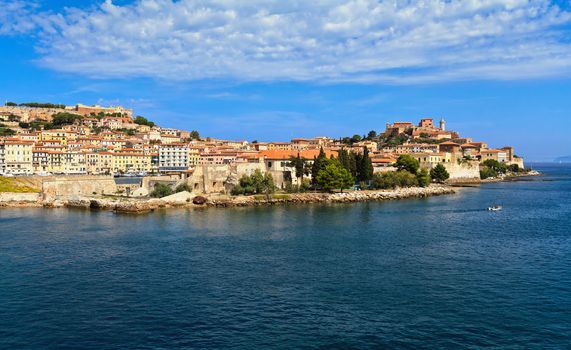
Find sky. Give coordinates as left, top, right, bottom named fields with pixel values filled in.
left=1, top=0, right=571, bottom=161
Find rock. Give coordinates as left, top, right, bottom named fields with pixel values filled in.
left=192, top=195, right=207, bottom=205
left=161, top=191, right=192, bottom=205
left=64, top=196, right=91, bottom=209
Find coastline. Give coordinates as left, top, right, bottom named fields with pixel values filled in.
left=0, top=185, right=455, bottom=213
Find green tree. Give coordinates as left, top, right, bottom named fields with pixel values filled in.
left=338, top=148, right=350, bottom=171
left=508, top=164, right=520, bottom=173
left=134, top=116, right=155, bottom=127
left=430, top=163, right=450, bottom=183
left=0, top=127, right=16, bottom=136
left=316, top=159, right=354, bottom=192
left=351, top=134, right=362, bottom=143
left=395, top=154, right=420, bottom=174
left=482, top=159, right=508, bottom=174
left=287, top=154, right=307, bottom=184
left=311, top=147, right=328, bottom=187
left=5, top=102, right=17, bottom=106
left=358, top=147, right=374, bottom=183
left=367, top=130, right=377, bottom=140
left=480, top=167, right=498, bottom=179
left=190, top=130, right=200, bottom=140
left=416, top=169, right=431, bottom=187
left=51, top=112, right=83, bottom=127
left=232, top=170, right=275, bottom=196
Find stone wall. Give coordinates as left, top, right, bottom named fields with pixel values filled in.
left=0, top=192, right=41, bottom=203
left=42, top=176, right=117, bottom=198
left=419, top=160, right=480, bottom=183
left=187, top=163, right=269, bottom=194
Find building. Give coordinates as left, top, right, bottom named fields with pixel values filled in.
left=0, top=139, right=34, bottom=175
left=159, top=144, right=190, bottom=172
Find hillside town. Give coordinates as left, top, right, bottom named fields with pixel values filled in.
left=1, top=102, right=525, bottom=201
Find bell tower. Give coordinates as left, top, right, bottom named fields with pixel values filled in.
left=440, top=118, right=446, bottom=131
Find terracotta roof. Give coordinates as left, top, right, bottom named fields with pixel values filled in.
left=258, top=149, right=337, bottom=160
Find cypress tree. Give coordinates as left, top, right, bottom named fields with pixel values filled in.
left=348, top=151, right=358, bottom=178
left=359, top=147, right=374, bottom=182
left=311, top=147, right=327, bottom=186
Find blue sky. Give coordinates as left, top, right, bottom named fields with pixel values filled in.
left=1, top=0, right=571, bottom=161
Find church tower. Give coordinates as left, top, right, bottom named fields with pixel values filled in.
left=440, top=118, right=446, bottom=131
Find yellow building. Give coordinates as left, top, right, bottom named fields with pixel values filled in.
left=112, top=153, right=152, bottom=173
left=0, top=139, right=34, bottom=175
left=267, top=142, right=292, bottom=151
left=39, top=129, right=77, bottom=145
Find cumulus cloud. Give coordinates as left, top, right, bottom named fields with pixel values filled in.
left=5, top=0, right=571, bottom=83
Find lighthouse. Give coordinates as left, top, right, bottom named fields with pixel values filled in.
left=440, top=118, right=446, bottom=131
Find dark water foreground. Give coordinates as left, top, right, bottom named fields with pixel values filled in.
left=1, top=164, right=570, bottom=349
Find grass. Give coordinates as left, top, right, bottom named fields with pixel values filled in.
left=0, top=177, right=41, bottom=193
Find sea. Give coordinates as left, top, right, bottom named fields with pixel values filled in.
left=1, top=163, right=570, bottom=349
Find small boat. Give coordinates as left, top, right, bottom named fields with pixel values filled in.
left=488, top=205, right=503, bottom=211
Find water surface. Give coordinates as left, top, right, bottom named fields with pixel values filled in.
left=1, top=164, right=570, bottom=349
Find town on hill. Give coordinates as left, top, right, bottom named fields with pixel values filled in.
left=0, top=102, right=526, bottom=199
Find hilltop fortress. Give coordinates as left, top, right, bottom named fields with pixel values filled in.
left=0, top=102, right=524, bottom=201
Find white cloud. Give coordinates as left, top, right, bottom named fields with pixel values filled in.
left=5, top=0, right=571, bottom=83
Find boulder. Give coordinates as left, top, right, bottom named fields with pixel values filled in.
left=192, top=195, right=207, bottom=205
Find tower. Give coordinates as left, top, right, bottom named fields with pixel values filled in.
left=440, top=118, right=446, bottom=131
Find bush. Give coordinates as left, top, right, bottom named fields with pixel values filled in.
left=231, top=170, right=275, bottom=196
left=371, top=170, right=418, bottom=189
left=150, top=183, right=173, bottom=198
left=175, top=183, right=192, bottom=193
left=285, top=178, right=311, bottom=193
left=508, top=164, right=520, bottom=173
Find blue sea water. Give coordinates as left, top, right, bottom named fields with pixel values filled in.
left=1, top=164, right=570, bottom=349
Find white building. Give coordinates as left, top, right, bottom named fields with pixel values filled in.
left=159, top=144, right=190, bottom=172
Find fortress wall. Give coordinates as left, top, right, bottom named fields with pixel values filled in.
left=0, top=192, right=41, bottom=203
left=42, top=176, right=117, bottom=198
left=188, top=163, right=268, bottom=194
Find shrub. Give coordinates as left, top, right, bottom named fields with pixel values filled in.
left=231, top=170, right=275, bottom=195
left=371, top=170, right=418, bottom=189
left=175, top=183, right=192, bottom=193
left=150, top=183, right=173, bottom=198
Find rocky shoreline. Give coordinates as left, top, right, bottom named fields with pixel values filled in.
left=0, top=185, right=455, bottom=213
